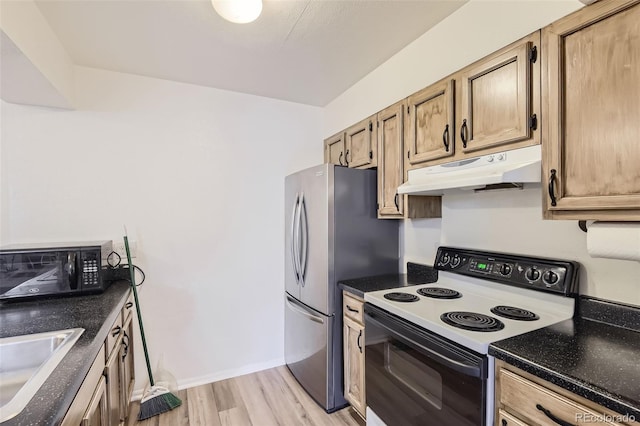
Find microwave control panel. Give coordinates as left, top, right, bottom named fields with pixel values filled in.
left=81, top=250, right=100, bottom=287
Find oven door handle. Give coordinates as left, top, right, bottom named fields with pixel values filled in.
left=366, top=312, right=483, bottom=378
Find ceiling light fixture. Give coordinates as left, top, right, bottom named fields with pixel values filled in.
left=212, top=0, right=262, bottom=24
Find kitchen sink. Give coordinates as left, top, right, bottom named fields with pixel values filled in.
left=0, top=328, right=84, bottom=423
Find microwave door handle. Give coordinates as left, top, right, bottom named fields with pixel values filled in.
left=290, top=194, right=301, bottom=285
left=299, top=194, right=308, bottom=286
left=66, top=252, right=79, bottom=289
left=366, top=313, right=482, bottom=378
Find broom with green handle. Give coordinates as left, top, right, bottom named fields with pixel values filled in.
left=123, top=235, right=182, bottom=420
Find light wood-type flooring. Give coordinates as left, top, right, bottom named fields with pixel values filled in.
left=127, top=366, right=363, bottom=426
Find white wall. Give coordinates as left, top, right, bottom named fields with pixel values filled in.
left=0, top=66, right=323, bottom=390
left=325, top=0, right=640, bottom=307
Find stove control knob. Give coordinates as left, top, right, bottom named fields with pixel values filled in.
left=440, top=253, right=451, bottom=266
left=451, top=255, right=461, bottom=268
left=525, top=267, right=540, bottom=281
left=543, top=271, right=559, bottom=286
left=499, top=264, right=512, bottom=276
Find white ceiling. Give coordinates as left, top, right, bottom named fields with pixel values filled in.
left=34, top=0, right=467, bottom=106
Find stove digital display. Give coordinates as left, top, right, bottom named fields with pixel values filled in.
left=469, top=258, right=493, bottom=273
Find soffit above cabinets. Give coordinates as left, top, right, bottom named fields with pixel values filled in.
left=31, top=0, right=467, bottom=106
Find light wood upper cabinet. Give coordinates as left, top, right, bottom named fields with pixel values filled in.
left=459, top=32, right=540, bottom=154
left=542, top=0, right=640, bottom=220
left=377, top=101, right=442, bottom=219
left=378, top=101, right=405, bottom=218
left=324, top=132, right=346, bottom=166
left=406, top=79, right=456, bottom=166
left=345, top=116, right=377, bottom=169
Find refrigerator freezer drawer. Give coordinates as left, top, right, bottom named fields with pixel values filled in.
left=284, top=293, right=334, bottom=410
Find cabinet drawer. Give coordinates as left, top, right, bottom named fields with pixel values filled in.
left=499, top=369, right=619, bottom=426
left=343, top=292, right=364, bottom=324
left=105, top=315, right=123, bottom=361
left=121, top=291, right=134, bottom=323
left=498, top=409, right=529, bottom=426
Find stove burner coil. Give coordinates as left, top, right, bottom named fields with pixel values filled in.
left=440, top=312, right=505, bottom=332
left=417, top=287, right=462, bottom=299
left=490, top=305, right=539, bottom=321
left=383, top=292, right=419, bottom=302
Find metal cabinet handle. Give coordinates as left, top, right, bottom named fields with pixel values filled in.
left=121, top=330, right=130, bottom=361
left=443, top=124, right=450, bottom=152
left=345, top=149, right=350, bottom=165
left=394, top=193, right=399, bottom=210
left=501, top=420, right=507, bottom=426
left=346, top=305, right=359, bottom=313
left=111, top=326, right=122, bottom=337
left=357, top=330, right=363, bottom=353
left=338, top=152, right=344, bottom=166
left=536, top=404, right=575, bottom=426
left=125, top=302, right=133, bottom=309
left=460, top=119, right=468, bottom=148
left=548, top=169, right=557, bottom=206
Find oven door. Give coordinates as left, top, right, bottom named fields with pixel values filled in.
left=364, top=304, right=487, bottom=426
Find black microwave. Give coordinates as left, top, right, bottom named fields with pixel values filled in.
left=0, top=241, right=113, bottom=301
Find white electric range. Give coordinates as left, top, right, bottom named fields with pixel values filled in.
left=362, top=246, right=580, bottom=426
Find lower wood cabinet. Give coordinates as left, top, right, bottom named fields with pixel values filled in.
left=495, top=361, right=633, bottom=426
left=63, top=292, right=135, bottom=426
left=343, top=291, right=366, bottom=419
left=119, top=316, right=135, bottom=422
left=82, top=376, right=108, bottom=426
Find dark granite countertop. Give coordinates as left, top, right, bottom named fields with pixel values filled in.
left=0, top=281, right=131, bottom=426
left=489, top=297, right=640, bottom=419
left=338, top=262, right=438, bottom=298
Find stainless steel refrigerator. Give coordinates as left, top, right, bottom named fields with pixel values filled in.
left=284, top=164, right=399, bottom=412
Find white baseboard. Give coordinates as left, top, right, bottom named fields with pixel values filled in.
left=131, top=357, right=285, bottom=401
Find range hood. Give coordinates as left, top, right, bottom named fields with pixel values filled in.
left=397, top=145, right=542, bottom=196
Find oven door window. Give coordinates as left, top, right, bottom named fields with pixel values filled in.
left=365, top=307, right=486, bottom=426
left=0, top=251, right=76, bottom=299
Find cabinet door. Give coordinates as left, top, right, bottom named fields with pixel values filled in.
left=406, top=79, right=455, bottom=166
left=343, top=316, right=365, bottom=418
left=345, top=116, right=377, bottom=169
left=104, top=338, right=122, bottom=426
left=459, top=34, right=539, bottom=153
left=119, top=317, right=135, bottom=422
left=324, top=132, right=346, bottom=166
left=377, top=101, right=405, bottom=218
left=82, top=376, right=108, bottom=426
left=542, top=0, right=640, bottom=220
left=497, top=409, right=529, bottom=426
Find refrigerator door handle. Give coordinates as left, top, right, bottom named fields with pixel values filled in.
left=290, top=194, right=301, bottom=285
left=299, top=193, right=309, bottom=287
left=286, top=295, right=325, bottom=324
left=294, top=192, right=304, bottom=286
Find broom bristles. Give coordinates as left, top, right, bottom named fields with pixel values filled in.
left=138, top=389, right=182, bottom=420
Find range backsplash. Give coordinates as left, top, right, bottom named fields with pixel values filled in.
left=401, top=185, right=640, bottom=307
